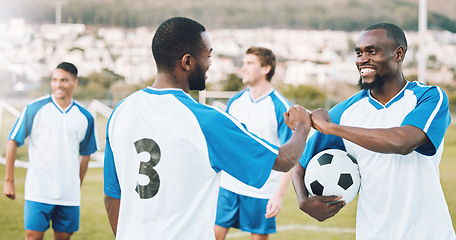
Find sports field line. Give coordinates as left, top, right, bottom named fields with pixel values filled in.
left=227, top=224, right=355, bottom=238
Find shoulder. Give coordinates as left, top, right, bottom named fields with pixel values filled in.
left=227, top=89, right=248, bottom=106
left=330, top=90, right=367, bottom=114
left=270, top=89, right=291, bottom=108
left=27, top=95, right=52, bottom=109
left=73, top=100, right=95, bottom=121
left=406, top=81, right=448, bottom=100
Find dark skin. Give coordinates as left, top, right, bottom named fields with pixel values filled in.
left=104, top=31, right=312, bottom=236
left=292, top=28, right=430, bottom=222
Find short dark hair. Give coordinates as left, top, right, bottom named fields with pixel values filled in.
left=364, top=23, right=408, bottom=55
left=56, top=62, right=78, bottom=78
left=152, top=17, right=206, bottom=73
left=246, top=47, right=276, bottom=81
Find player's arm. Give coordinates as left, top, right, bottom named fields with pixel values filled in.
left=79, top=155, right=91, bottom=186
left=104, top=194, right=120, bottom=236
left=273, top=106, right=311, bottom=172
left=265, top=170, right=292, bottom=218
left=311, top=108, right=429, bottom=155
left=3, top=140, right=18, bottom=200
left=292, top=162, right=344, bottom=222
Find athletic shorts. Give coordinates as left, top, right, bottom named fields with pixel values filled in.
left=24, top=200, right=80, bottom=233
left=215, top=187, right=276, bottom=234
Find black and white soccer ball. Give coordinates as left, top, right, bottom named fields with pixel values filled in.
left=304, top=149, right=361, bottom=204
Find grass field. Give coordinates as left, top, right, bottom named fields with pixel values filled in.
left=1, top=120, right=456, bottom=239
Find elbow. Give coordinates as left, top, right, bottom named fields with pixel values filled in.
left=389, top=140, right=416, bottom=155
left=272, top=156, right=296, bottom=172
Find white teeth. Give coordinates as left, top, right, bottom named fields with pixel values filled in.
left=360, top=68, right=374, bottom=74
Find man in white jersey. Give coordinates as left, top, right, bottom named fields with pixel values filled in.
left=103, top=17, right=312, bottom=240
left=3, top=62, right=98, bottom=240
left=292, top=23, right=456, bottom=239
left=215, top=47, right=293, bottom=240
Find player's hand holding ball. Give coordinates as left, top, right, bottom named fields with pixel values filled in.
left=284, top=105, right=311, bottom=132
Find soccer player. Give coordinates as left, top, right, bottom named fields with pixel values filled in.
left=103, top=17, right=312, bottom=240
left=215, top=47, right=293, bottom=240
left=292, top=23, right=456, bottom=239
left=3, top=62, right=98, bottom=240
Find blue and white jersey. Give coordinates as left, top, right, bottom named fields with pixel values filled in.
left=9, top=95, right=97, bottom=206
left=220, top=88, right=292, bottom=199
left=104, top=88, right=278, bottom=240
left=301, top=81, right=455, bottom=239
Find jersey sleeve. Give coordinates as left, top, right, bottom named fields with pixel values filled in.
left=77, top=106, right=98, bottom=156
left=8, top=106, right=30, bottom=147
left=104, top=136, right=121, bottom=199
left=401, top=86, right=451, bottom=156
left=196, top=107, right=278, bottom=189
left=271, top=91, right=292, bottom=145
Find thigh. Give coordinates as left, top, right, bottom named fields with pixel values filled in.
left=51, top=205, right=80, bottom=233
left=238, top=196, right=276, bottom=234
left=24, top=200, right=53, bottom=232
left=215, top=188, right=240, bottom=229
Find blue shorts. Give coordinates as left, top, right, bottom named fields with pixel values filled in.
left=24, top=200, right=80, bottom=233
left=215, top=187, right=276, bottom=234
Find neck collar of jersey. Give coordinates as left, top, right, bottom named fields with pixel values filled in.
left=367, top=81, right=409, bottom=110
left=247, top=87, right=274, bottom=103
left=51, top=94, right=74, bottom=113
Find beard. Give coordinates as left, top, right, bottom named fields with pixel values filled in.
left=188, top=63, right=206, bottom=91
left=357, top=73, right=389, bottom=90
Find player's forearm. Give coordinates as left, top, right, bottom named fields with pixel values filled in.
left=79, top=155, right=91, bottom=185
left=275, top=170, right=292, bottom=198
left=326, top=123, right=427, bottom=155
left=291, top=162, right=308, bottom=204
left=274, top=125, right=309, bottom=172
left=104, top=194, right=120, bottom=236
left=4, top=140, right=18, bottom=182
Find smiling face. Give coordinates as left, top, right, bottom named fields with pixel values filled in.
left=241, top=54, right=270, bottom=86
left=355, top=29, right=399, bottom=90
left=51, top=68, right=78, bottom=101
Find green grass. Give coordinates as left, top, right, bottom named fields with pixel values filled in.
left=1, top=120, right=456, bottom=239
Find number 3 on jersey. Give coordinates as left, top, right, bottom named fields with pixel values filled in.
left=134, top=138, right=161, bottom=199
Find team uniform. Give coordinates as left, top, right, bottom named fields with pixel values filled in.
left=301, top=81, right=456, bottom=240
left=9, top=94, right=97, bottom=232
left=216, top=88, right=292, bottom=234
left=104, top=87, right=280, bottom=240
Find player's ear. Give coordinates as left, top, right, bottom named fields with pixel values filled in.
left=261, top=65, right=272, bottom=76
left=181, top=54, right=192, bottom=71
left=395, top=45, right=405, bottom=62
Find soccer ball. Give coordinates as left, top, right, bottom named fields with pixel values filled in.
left=304, top=149, right=361, bottom=204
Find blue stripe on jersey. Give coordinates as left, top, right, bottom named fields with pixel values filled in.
left=103, top=137, right=120, bottom=199
left=103, top=97, right=128, bottom=199
left=9, top=96, right=52, bottom=147
left=73, top=102, right=98, bottom=155
left=270, top=90, right=292, bottom=145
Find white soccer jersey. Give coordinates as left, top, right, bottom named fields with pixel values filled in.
left=220, top=88, right=292, bottom=199
left=9, top=95, right=97, bottom=206
left=104, top=88, right=279, bottom=240
left=301, top=81, right=455, bottom=240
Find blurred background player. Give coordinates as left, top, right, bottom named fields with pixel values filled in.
left=215, top=47, right=293, bottom=240
left=3, top=62, right=98, bottom=240
left=103, top=17, right=312, bottom=240
left=292, top=23, right=456, bottom=239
